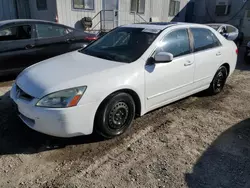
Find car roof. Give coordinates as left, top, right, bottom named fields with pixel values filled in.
left=121, top=22, right=207, bottom=30
left=0, top=19, right=70, bottom=28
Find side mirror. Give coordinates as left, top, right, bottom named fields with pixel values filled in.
left=154, top=52, right=173, bottom=63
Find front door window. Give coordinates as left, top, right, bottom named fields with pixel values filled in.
left=155, top=29, right=191, bottom=58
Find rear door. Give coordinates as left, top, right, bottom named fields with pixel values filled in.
left=34, top=23, right=73, bottom=62
left=190, top=28, right=224, bottom=88
left=0, top=23, right=36, bottom=75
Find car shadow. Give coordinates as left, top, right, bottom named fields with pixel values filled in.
left=186, top=118, right=250, bottom=188
left=0, top=91, right=105, bottom=155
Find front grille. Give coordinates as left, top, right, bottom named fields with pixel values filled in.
left=16, top=85, right=34, bottom=101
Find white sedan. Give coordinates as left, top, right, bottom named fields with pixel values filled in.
left=10, top=22, right=238, bottom=138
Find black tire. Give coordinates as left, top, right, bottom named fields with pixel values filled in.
left=95, top=92, right=135, bottom=138
left=207, top=66, right=228, bottom=95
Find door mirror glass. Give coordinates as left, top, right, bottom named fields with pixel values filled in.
left=154, top=52, right=173, bottom=63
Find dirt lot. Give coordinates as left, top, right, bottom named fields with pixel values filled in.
left=0, top=49, right=250, bottom=188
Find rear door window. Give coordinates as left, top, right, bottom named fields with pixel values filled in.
left=155, top=29, right=191, bottom=58
left=0, top=25, right=32, bottom=41
left=35, top=24, right=69, bottom=38
left=190, top=28, right=221, bottom=52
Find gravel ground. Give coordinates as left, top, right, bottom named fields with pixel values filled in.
left=0, top=49, right=250, bottom=188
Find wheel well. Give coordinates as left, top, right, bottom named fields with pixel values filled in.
left=221, top=63, right=230, bottom=76
left=97, top=89, right=142, bottom=117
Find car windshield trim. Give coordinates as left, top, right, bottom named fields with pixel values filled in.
left=79, top=27, right=162, bottom=63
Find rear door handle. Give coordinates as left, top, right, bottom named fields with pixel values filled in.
left=66, top=38, right=75, bottom=43
left=216, top=52, right=221, bottom=56
left=25, top=44, right=35, bottom=50
left=184, top=61, right=193, bottom=66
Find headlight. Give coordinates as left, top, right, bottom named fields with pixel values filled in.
left=36, top=86, right=87, bottom=108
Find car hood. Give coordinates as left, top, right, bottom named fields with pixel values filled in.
left=16, top=51, right=124, bottom=98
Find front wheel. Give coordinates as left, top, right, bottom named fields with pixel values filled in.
left=95, top=92, right=135, bottom=138
left=207, top=66, right=228, bottom=95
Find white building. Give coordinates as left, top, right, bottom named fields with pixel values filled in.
left=0, top=0, right=191, bottom=31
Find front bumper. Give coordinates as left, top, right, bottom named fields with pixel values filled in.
left=10, top=84, right=97, bottom=138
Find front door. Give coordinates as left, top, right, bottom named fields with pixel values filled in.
left=102, top=0, right=119, bottom=30
left=242, top=10, right=250, bottom=39
left=0, top=24, right=36, bottom=75
left=145, top=29, right=195, bottom=110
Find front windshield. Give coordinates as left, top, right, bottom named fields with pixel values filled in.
left=79, top=27, right=161, bottom=63
left=207, top=25, right=221, bottom=31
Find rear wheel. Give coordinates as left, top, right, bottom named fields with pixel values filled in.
left=207, top=66, right=228, bottom=95
left=95, top=92, right=135, bottom=138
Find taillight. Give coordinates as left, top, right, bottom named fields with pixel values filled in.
left=236, top=48, right=238, bottom=55
left=84, top=36, right=98, bottom=41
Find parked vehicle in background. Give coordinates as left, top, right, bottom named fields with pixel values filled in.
left=206, top=23, right=242, bottom=45
left=245, top=41, right=250, bottom=63
left=11, top=22, right=238, bottom=138
left=0, top=19, right=97, bottom=76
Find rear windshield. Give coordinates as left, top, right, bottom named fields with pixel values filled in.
left=79, top=27, right=161, bottom=63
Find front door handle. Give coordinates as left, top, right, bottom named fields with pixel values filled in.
left=25, top=44, right=35, bottom=50
left=184, top=60, right=193, bottom=66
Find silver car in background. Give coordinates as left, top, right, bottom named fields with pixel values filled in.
left=207, top=24, right=239, bottom=41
